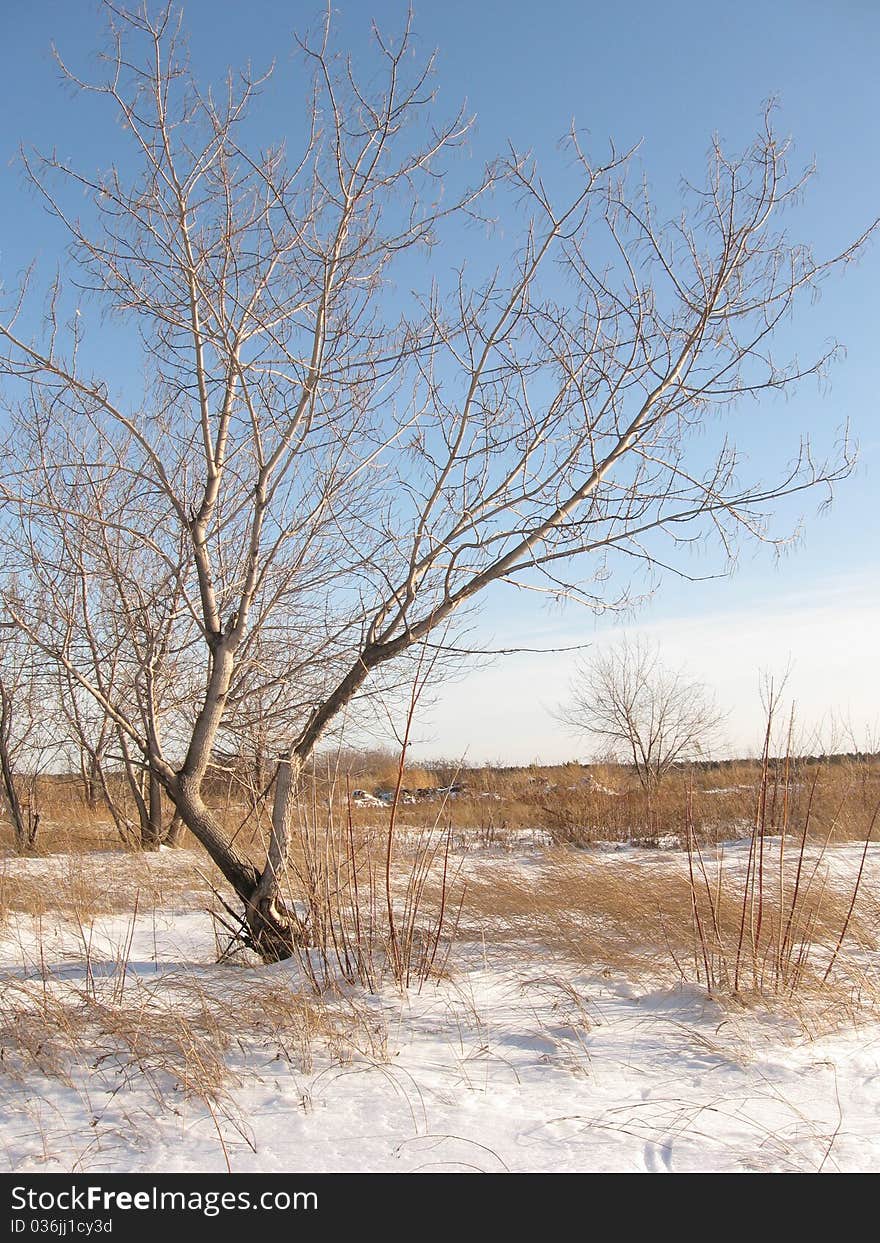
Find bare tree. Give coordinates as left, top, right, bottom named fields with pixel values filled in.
left=10, top=446, right=194, bottom=847
left=0, top=623, right=62, bottom=852
left=561, top=638, right=725, bottom=792
left=0, top=3, right=873, bottom=957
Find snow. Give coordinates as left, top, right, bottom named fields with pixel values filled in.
left=1, top=841, right=879, bottom=1173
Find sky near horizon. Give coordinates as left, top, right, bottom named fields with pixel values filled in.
left=0, top=1, right=877, bottom=763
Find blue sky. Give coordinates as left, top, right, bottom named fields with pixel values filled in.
left=1, top=2, right=878, bottom=761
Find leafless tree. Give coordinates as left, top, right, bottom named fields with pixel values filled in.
left=9, top=446, right=194, bottom=847
left=0, top=3, right=874, bottom=957
left=561, top=638, right=726, bottom=792
left=0, top=623, right=62, bottom=852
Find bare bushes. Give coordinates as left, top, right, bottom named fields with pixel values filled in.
left=285, top=789, right=461, bottom=994
left=207, top=656, right=466, bottom=991
left=212, top=755, right=464, bottom=994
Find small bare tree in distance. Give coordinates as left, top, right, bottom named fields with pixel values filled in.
left=562, top=638, right=726, bottom=792
left=0, top=3, right=875, bottom=958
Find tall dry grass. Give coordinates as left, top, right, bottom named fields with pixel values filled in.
left=270, top=716, right=464, bottom=994
left=205, top=659, right=465, bottom=994
left=3, top=702, right=877, bottom=1021
left=683, top=708, right=880, bottom=1001
left=452, top=845, right=877, bottom=1019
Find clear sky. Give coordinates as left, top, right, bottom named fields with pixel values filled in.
left=1, top=1, right=878, bottom=762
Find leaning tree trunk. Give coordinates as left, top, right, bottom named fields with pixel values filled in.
left=233, top=666, right=375, bottom=960
left=170, top=774, right=301, bottom=961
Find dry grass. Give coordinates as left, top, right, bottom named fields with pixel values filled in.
left=0, top=931, right=389, bottom=1169
left=7, top=700, right=873, bottom=1166
left=0, top=814, right=124, bottom=858
left=447, top=845, right=879, bottom=1024
left=453, top=852, right=726, bottom=975
left=258, top=788, right=464, bottom=994
left=6, top=751, right=878, bottom=864
left=682, top=742, right=880, bottom=1003
left=537, top=760, right=880, bottom=849
left=3, top=739, right=877, bottom=1034
left=0, top=850, right=222, bottom=924
left=683, top=848, right=878, bottom=1007
left=266, top=753, right=880, bottom=856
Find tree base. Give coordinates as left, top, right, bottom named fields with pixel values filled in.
left=243, top=892, right=302, bottom=963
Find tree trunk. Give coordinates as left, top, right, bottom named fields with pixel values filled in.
left=170, top=776, right=300, bottom=961
left=0, top=680, right=38, bottom=854
left=164, top=811, right=185, bottom=847
left=85, top=750, right=103, bottom=809
left=142, top=768, right=164, bottom=850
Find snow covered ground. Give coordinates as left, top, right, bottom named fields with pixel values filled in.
left=1, top=843, right=879, bottom=1173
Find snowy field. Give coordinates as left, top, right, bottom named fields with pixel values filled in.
left=1, top=841, right=879, bottom=1173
